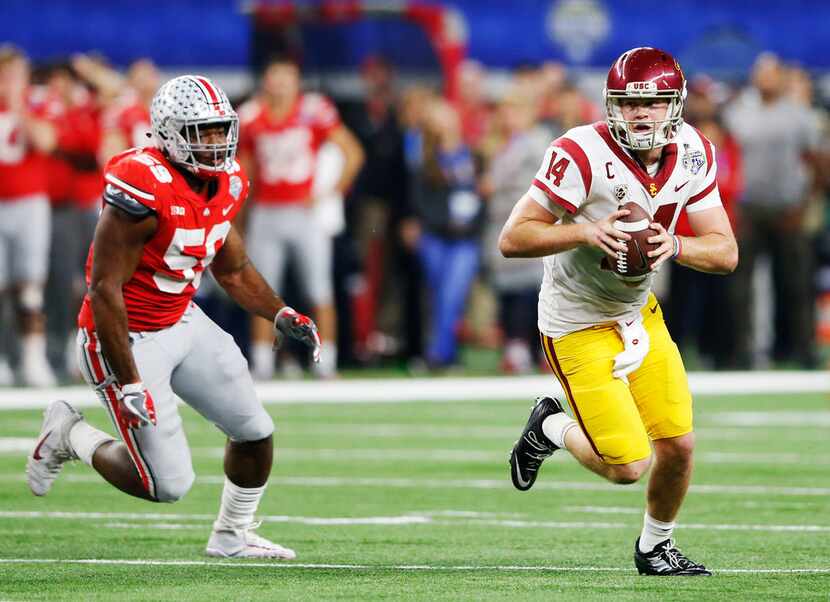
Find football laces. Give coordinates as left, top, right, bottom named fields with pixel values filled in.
left=616, top=242, right=628, bottom=274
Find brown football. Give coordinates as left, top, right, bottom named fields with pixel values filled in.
left=608, top=201, right=659, bottom=279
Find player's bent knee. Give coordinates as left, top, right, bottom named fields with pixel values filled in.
left=230, top=411, right=275, bottom=443
left=153, top=471, right=196, bottom=503
left=654, top=432, right=696, bottom=463
left=607, top=457, right=651, bottom=484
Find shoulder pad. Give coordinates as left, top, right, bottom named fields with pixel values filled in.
left=301, top=93, right=339, bottom=127
left=103, top=150, right=169, bottom=212
left=103, top=183, right=155, bottom=218
left=237, top=99, right=263, bottom=124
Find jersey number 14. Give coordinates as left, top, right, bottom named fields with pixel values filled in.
left=545, top=151, right=570, bottom=187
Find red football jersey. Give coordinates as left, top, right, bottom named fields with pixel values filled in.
left=238, top=93, right=339, bottom=204
left=0, top=94, right=49, bottom=200
left=78, top=147, right=248, bottom=332
left=48, top=96, right=104, bottom=208
left=104, top=94, right=152, bottom=149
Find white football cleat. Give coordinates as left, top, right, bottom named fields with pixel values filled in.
left=206, top=523, right=297, bottom=560
left=26, top=400, right=82, bottom=496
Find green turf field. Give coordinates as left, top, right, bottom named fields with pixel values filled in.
left=1, top=391, right=828, bottom=600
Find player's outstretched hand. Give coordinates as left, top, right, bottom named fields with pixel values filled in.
left=116, top=382, right=157, bottom=430
left=583, top=209, right=631, bottom=259
left=274, top=306, right=322, bottom=363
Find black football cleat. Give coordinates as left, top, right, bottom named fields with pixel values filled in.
left=509, top=396, right=564, bottom=491
left=634, top=538, right=712, bottom=576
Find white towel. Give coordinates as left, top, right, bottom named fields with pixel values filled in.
left=612, top=314, right=650, bottom=384
left=311, top=142, right=346, bottom=236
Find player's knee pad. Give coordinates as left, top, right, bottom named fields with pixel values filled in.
left=17, top=283, right=44, bottom=313
left=154, top=470, right=196, bottom=503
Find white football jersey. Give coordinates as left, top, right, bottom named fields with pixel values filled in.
left=527, top=121, right=722, bottom=338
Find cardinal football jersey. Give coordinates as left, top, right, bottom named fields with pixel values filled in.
left=237, top=93, right=340, bottom=204
left=527, top=121, right=722, bottom=338
left=78, top=147, right=248, bottom=332
left=103, top=93, right=152, bottom=149
left=0, top=96, right=48, bottom=199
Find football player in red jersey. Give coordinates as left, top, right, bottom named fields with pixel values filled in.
left=26, top=75, right=321, bottom=559
left=237, top=53, right=364, bottom=380
left=0, top=46, right=58, bottom=387
left=99, top=58, right=159, bottom=161
left=501, top=48, right=738, bottom=575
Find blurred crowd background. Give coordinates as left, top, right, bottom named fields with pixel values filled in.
left=1, top=0, right=829, bottom=386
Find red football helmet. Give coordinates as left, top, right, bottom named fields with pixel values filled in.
left=604, top=47, right=686, bottom=150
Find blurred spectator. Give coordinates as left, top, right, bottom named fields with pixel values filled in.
left=480, top=88, right=549, bottom=373
left=39, top=61, right=105, bottom=380
left=340, top=57, right=420, bottom=365
left=0, top=46, right=57, bottom=386
left=724, top=53, right=821, bottom=368
left=537, top=64, right=599, bottom=133
left=99, top=58, right=158, bottom=161
left=454, top=60, right=494, bottom=152
left=237, top=53, right=364, bottom=379
left=667, top=107, right=743, bottom=368
left=410, top=98, right=484, bottom=369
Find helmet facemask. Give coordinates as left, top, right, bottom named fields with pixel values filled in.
left=604, top=84, right=685, bottom=150
left=161, top=116, right=238, bottom=176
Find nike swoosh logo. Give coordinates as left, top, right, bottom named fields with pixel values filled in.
left=649, top=304, right=658, bottom=313
left=513, top=455, right=531, bottom=488
left=32, top=430, right=52, bottom=461
left=674, top=181, right=690, bottom=192
left=222, top=205, right=233, bottom=216
left=625, top=320, right=634, bottom=326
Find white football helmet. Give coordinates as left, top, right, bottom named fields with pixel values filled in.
left=150, top=75, right=239, bottom=175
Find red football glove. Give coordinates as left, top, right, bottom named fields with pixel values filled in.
left=116, top=382, right=157, bottom=430
left=274, top=306, right=322, bottom=363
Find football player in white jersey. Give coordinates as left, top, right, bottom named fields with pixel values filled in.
left=501, top=48, right=738, bottom=575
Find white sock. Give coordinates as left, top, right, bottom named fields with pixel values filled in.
left=214, top=477, right=266, bottom=531
left=21, top=333, right=50, bottom=368
left=251, top=342, right=274, bottom=380
left=68, top=421, right=115, bottom=465
left=21, top=332, right=47, bottom=356
left=541, top=412, right=578, bottom=449
left=639, top=512, right=675, bottom=553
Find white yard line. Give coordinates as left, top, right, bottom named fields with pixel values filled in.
left=1, top=510, right=828, bottom=534
left=0, top=558, right=827, bottom=574
left=4, top=440, right=829, bottom=466
left=2, top=473, right=829, bottom=496
left=0, top=371, right=826, bottom=410
left=712, top=412, right=830, bottom=427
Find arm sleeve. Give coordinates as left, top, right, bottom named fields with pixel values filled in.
left=685, top=138, right=723, bottom=214
left=526, top=142, right=588, bottom=217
